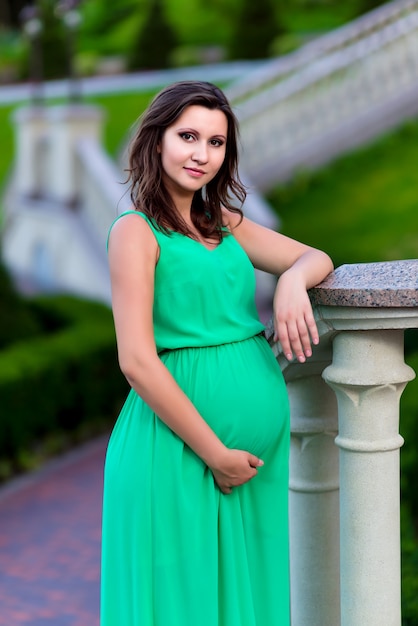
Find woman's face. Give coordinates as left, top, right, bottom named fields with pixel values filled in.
left=158, top=105, right=228, bottom=203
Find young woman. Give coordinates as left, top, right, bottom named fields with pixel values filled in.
left=101, top=81, right=333, bottom=626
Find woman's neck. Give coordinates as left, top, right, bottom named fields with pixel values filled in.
left=173, top=198, right=193, bottom=221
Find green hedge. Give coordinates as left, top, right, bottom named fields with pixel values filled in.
left=0, top=263, right=44, bottom=348
left=0, top=295, right=128, bottom=458
left=402, top=502, right=418, bottom=625
left=401, top=340, right=418, bottom=624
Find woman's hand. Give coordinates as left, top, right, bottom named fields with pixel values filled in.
left=209, top=448, right=264, bottom=494
left=273, top=270, right=319, bottom=363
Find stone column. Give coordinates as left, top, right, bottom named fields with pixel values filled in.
left=323, top=329, right=414, bottom=626
left=287, top=369, right=340, bottom=626
left=269, top=322, right=341, bottom=626
left=12, top=106, right=47, bottom=197
left=45, top=104, right=104, bottom=205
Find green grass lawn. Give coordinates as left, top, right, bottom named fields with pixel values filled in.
left=267, top=121, right=418, bottom=269
left=0, top=104, right=17, bottom=193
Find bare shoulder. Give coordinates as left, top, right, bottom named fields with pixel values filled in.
left=108, top=211, right=159, bottom=261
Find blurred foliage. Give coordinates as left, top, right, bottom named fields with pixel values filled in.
left=402, top=330, right=418, bottom=621
left=78, top=0, right=140, bottom=57
left=38, top=0, right=68, bottom=80
left=401, top=340, right=418, bottom=519
left=0, top=29, right=24, bottom=82
left=229, top=0, right=283, bottom=60
left=360, top=0, right=387, bottom=12
left=127, top=0, right=177, bottom=70
left=0, top=294, right=127, bottom=473
left=0, top=103, right=15, bottom=195
left=0, top=0, right=390, bottom=81
left=0, top=0, right=26, bottom=28
left=37, top=0, right=68, bottom=79
left=0, top=262, right=43, bottom=347
left=19, top=0, right=68, bottom=80
left=402, top=501, right=418, bottom=625
left=267, top=120, right=418, bottom=269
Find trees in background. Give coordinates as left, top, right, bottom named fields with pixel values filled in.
left=1, top=0, right=392, bottom=81
left=37, top=0, right=68, bottom=79
left=127, top=0, right=177, bottom=70
left=0, top=0, right=26, bottom=28
left=18, top=0, right=69, bottom=80
left=229, top=0, right=285, bottom=60
left=358, top=0, right=386, bottom=13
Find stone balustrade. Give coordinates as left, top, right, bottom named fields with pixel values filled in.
left=227, top=0, right=418, bottom=104
left=229, top=0, right=418, bottom=191
left=267, top=260, right=418, bottom=626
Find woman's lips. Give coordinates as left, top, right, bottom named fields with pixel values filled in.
left=184, top=167, right=205, bottom=177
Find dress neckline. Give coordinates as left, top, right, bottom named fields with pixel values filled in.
left=187, top=235, right=223, bottom=252
left=174, top=231, right=226, bottom=253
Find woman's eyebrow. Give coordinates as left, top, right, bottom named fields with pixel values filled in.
left=177, top=127, right=227, bottom=140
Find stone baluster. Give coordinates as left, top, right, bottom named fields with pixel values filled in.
left=269, top=324, right=341, bottom=625
left=269, top=323, right=341, bottom=626
left=286, top=360, right=340, bottom=626
left=12, top=106, right=46, bottom=198
left=323, top=329, right=413, bottom=626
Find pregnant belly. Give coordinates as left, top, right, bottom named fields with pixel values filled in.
left=161, top=335, right=290, bottom=459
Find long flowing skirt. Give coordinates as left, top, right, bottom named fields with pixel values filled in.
left=101, top=335, right=290, bottom=625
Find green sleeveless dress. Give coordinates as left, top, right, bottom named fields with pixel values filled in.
left=101, top=211, right=290, bottom=626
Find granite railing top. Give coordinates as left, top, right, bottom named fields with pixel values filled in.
left=309, top=260, right=418, bottom=308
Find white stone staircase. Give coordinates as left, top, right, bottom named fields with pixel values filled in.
left=227, top=0, right=418, bottom=190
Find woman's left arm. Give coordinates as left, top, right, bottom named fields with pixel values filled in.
left=224, top=210, right=334, bottom=363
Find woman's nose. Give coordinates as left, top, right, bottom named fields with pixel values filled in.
left=192, top=142, right=208, bottom=164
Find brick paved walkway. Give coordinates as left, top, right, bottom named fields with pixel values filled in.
left=0, top=435, right=109, bottom=626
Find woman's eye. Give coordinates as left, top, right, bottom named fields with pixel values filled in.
left=210, top=139, right=224, bottom=147
left=180, top=132, right=194, bottom=141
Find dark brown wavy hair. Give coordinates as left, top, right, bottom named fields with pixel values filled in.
left=126, top=81, right=246, bottom=241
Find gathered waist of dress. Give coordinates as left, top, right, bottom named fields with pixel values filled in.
left=157, top=331, right=266, bottom=358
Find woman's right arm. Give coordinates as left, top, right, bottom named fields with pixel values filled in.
left=108, top=213, right=263, bottom=493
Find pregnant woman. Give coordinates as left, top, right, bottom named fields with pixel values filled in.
left=101, top=80, right=333, bottom=626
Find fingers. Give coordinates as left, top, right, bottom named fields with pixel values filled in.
left=248, top=454, right=264, bottom=469
left=218, top=470, right=255, bottom=494
left=273, top=273, right=321, bottom=362
left=212, top=451, right=264, bottom=494
left=276, top=311, right=319, bottom=363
